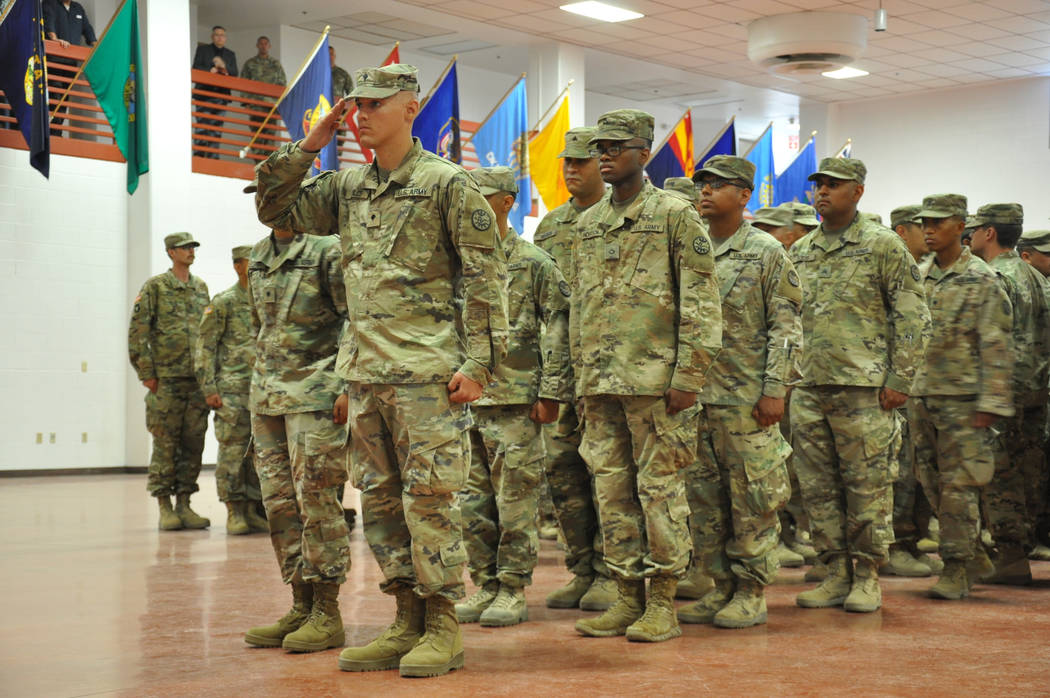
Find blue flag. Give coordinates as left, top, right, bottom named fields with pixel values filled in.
left=774, top=137, right=817, bottom=206
left=413, top=60, right=460, bottom=163
left=745, top=124, right=774, bottom=213
left=697, top=117, right=736, bottom=165
left=471, top=78, right=530, bottom=231
left=0, top=0, right=50, bottom=178
left=276, top=34, right=336, bottom=175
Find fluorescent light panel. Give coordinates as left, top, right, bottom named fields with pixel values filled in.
left=822, top=66, right=869, bottom=79
left=560, top=2, right=643, bottom=22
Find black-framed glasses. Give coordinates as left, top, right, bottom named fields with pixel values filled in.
left=695, top=178, right=743, bottom=191
left=588, top=144, right=645, bottom=158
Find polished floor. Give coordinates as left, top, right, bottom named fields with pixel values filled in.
left=2, top=472, right=1049, bottom=697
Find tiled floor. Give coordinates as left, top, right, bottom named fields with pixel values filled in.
left=2, top=472, right=1048, bottom=697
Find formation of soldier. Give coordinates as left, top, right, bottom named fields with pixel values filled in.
left=127, top=62, right=1050, bottom=680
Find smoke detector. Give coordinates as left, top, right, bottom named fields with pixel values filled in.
left=748, top=12, right=868, bottom=76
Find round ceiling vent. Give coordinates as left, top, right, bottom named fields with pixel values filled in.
left=748, top=12, right=868, bottom=75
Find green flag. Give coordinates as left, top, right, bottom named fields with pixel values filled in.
left=83, top=0, right=148, bottom=193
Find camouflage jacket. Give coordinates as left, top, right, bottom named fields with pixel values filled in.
left=254, top=139, right=509, bottom=386
left=477, top=231, right=573, bottom=406
left=248, top=233, right=347, bottom=415
left=331, top=65, right=352, bottom=99
left=789, top=214, right=931, bottom=392
left=570, top=182, right=722, bottom=397
left=533, top=198, right=594, bottom=284
left=702, top=221, right=802, bottom=406
left=989, top=249, right=1050, bottom=406
left=914, top=247, right=1014, bottom=416
left=128, top=270, right=210, bottom=380
left=194, top=282, right=255, bottom=396
left=241, top=55, right=286, bottom=86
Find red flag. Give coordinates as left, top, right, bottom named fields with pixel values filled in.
left=344, top=43, right=400, bottom=163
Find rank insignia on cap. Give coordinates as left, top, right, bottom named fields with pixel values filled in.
left=559, top=280, right=572, bottom=298
left=788, top=269, right=800, bottom=287
left=471, top=209, right=492, bottom=231
left=693, top=236, right=710, bottom=255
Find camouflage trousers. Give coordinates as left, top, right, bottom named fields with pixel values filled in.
left=910, top=395, right=995, bottom=561
left=983, top=404, right=1048, bottom=550
left=145, top=377, right=208, bottom=497
left=541, top=402, right=609, bottom=578
left=212, top=390, right=260, bottom=503
left=790, top=386, right=896, bottom=563
left=252, top=411, right=351, bottom=584
left=778, top=407, right=810, bottom=538
left=892, top=409, right=933, bottom=548
left=686, top=404, right=791, bottom=586
left=348, top=382, right=472, bottom=601
left=460, top=404, right=545, bottom=589
left=577, top=395, right=695, bottom=580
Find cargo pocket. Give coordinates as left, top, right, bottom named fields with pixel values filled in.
left=404, top=423, right=468, bottom=496
left=651, top=400, right=698, bottom=469
left=745, top=462, right=790, bottom=515
left=302, top=424, right=349, bottom=491
left=439, top=539, right=468, bottom=567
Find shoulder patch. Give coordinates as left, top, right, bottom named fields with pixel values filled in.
left=471, top=209, right=492, bottom=232
left=693, top=236, right=711, bottom=255
left=910, top=264, right=921, bottom=282
left=559, top=280, right=572, bottom=298
left=788, top=269, right=800, bottom=287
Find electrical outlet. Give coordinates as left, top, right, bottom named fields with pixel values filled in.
left=35, top=433, right=43, bottom=444
left=81, top=361, right=88, bottom=373
left=82, top=432, right=88, bottom=443
left=49, top=433, right=56, bottom=444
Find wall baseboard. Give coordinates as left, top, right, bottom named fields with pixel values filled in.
left=0, top=464, right=217, bottom=478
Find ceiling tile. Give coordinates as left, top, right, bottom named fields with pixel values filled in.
left=587, top=22, right=658, bottom=40
left=912, top=46, right=971, bottom=62
left=697, top=4, right=761, bottom=22
left=950, top=72, right=998, bottom=83
left=1023, top=45, right=1050, bottom=58
left=987, top=34, right=1050, bottom=51
left=946, top=23, right=1011, bottom=40
left=915, top=77, right=961, bottom=87
left=1030, top=11, right=1050, bottom=23
left=652, top=0, right=716, bottom=8
left=876, top=52, right=934, bottom=68
left=652, top=9, right=718, bottom=29
left=433, top=1, right=509, bottom=20
left=727, top=0, right=793, bottom=13
left=955, top=42, right=1010, bottom=57
left=502, top=14, right=572, bottom=32
left=1027, top=61, right=1050, bottom=72
left=944, top=3, right=1014, bottom=21
left=986, top=51, right=1048, bottom=66
left=878, top=17, right=933, bottom=34
left=636, top=34, right=700, bottom=51
left=986, top=67, right=1033, bottom=78
left=904, top=10, right=974, bottom=28
left=879, top=67, right=937, bottom=81
left=781, top=0, right=846, bottom=8
left=907, top=29, right=966, bottom=46
left=528, top=9, right=595, bottom=27
left=914, top=62, right=973, bottom=77
left=990, top=0, right=1050, bottom=12
left=1026, top=29, right=1050, bottom=42
left=685, top=29, right=741, bottom=47
left=950, top=56, right=1013, bottom=71
left=913, top=0, right=976, bottom=8
left=631, top=16, right=694, bottom=35
left=987, top=15, right=1050, bottom=33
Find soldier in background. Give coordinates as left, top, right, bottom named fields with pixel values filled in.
left=750, top=205, right=792, bottom=239
left=534, top=127, right=618, bottom=613
left=128, top=233, right=211, bottom=531
left=242, top=226, right=350, bottom=653
left=570, top=109, right=722, bottom=643
left=455, top=167, right=572, bottom=628
left=194, top=245, right=267, bottom=536
left=912, top=194, right=1013, bottom=600
left=663, top=177, right=698, bottom=207
left=241, top=36, right=286, bottom=156
left=330, top=46, right=352, bottom=99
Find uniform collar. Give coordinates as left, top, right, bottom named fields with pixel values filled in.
left=363, top=138, right=424, bottom=194
left=927, top=245, right=974, bottom=281
left=165, top=269, right=194, bottom=286
left=812, top=212, right=863, bottom=252
left=713, top=220, right=752, bottom=257
left=266, top=232, right=307, bottom=271
left=605, top=181, right=653, bottom=230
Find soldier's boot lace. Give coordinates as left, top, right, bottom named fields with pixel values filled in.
left=545, top=574, right=594, bottom=609
left=843, top=558, right=882, bottom=612
left=928, top=559, right=970, bottom=600
left=479, top=584, right=527, bottom=627
left=245, top=582, right=313, bottom=647
left=174, top=494, right=210, bottom=529
left=454, top=582, right=498, bottom=623
left=339, top=587, right=424, bottom=672
left=282, top=582, right=344, bottom=652
left=575, top=577, right=644, bottom=637
left=626, top=575, right=681, bottom=642
left=398, top=596, right=464, bottom=678
left=578, top=574, right=617, bottom=611
left=713, top=579, right=767, bottom=628
left=675, top=565, right=714, bottom=600
left=225, top=501, right=250, bottom=536
left=677, top=579, right=734, bottom=624
left=157, top=496, right=183, bottom=531
left=796, top=554, right=852, bottom=608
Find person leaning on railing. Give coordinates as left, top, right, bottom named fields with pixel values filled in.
left=192, top=25, right=238, bottom=159
left=43, top=0, right=96, bottom=133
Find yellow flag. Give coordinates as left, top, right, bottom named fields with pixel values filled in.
left=528, top=96, right=570, bottom=211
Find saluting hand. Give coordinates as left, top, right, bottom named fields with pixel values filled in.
left=301, top=97, right=351, bottom=153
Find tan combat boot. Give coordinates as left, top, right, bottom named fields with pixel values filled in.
left=1028, top=543, right=1050, bottom=561
left=575, top=577, right=645, bottom=637
left=796, top=554, right=852, bottom=608
left=880, top=545, right=932, bottom=577
left=245, top=582, right=313, bottom=647
left=626, top=575, right=681, bottom=642
left=157, top=496, right=183, bottom=531
left=339, top=588, right=424, bottom=672
left=225, top=502, right=250, bottom=536
left=843, top=558, right=882, bottom=612
left=776, top=541, right=805, bottom=568
left=454, top=582, right=498, bottom=623
left=399, top=596, right=465, bottom=678
left=479, top=584, right=528, bottom=627
left=967, top=544, right=995, bottom=582
left=244, top=500, right=270, bottom=533
left=928, top=559, right=969, bottom=600
left=675, top=566, right=714, bottom=600
left=545, top=574, right=594, bottom=609
left=713, top=579, right=766, bottom=629
left=983, top=543, right=1033, bottom=586
left=804, top=559, right=828, bottom=582
left=282, top=582, right=344, bottom=652
left=174, top=494, right=210, bottom=529
left=677, top=579, right=734, bottom=624
left=578, top=574, right=617, bottom=611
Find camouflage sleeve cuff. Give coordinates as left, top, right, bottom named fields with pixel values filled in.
left=457, top=359, right=492, bottom=387
left=669, top=367, right=705, bottom=394
left=201, top=381, right=219, bottom=397
left=976, top=398, right=1015, bottom=418
left=135, top=366, right=156, bottom=382
left=761, top=382, right=788, bottom=399
left=884, top=373, right=913, bottom=394
left=294, top=139, right=321, bottom=156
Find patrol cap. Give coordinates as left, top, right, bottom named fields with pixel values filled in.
left=808, top=157, right=867, bottom=184
left=243, top=179, right=258, bottom=194
left=918, top=194, right=968, bottom=219
left=558, top=127, right=597, bottom=158
left=790, top=202, right=819, bottom=226
left=752, top=206, right=793, bottom=227
left=970, top=202, right=1023, bottom=228
left=964, top=215, right=978, bottom=232
left=890, top=205, right=922, bottom=229
left=164, top=232, right=199, bottom=249
left=349, top=64, right=420, bottom=99
left=663, top=177, right=698, bottom=203
left=692, top=155, right=756, bottom=188
left=861, top=212, right=883, bottom=226
left=590, top=109, right=654, bottom=143
left=469, top=166, right=518, bottom=196
left=1018, top=229, right=1050, bottom=253
left=232, top=245, right=253, bottom=261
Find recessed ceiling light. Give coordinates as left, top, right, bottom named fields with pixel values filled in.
left=560, top=2, right=643, bottom=22
left=822, top=66, right=869, bottom=79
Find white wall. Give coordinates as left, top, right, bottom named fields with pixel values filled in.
left=827, top=77, right=1050, bottom=226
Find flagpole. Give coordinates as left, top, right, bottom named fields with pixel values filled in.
left=833, top=137, right=852, bottom=157
left=240, top=25, right=330, bottom=158
left=742, top=121, right=773, bottom=158
left=464, top=73, right=526, bottom=145
left=418, top=56, right=456, bottom=111
left=49, top=0, right=129, bottom=123
left=528, top=80, right=573, bottom=134
left=696, top=115, right=735, bottom=160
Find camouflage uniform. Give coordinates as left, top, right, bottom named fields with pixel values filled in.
left=662, top=177, right=698, bottom=204
left=194, top=274, right=259, bottom=504
left=241, top=54, right=286, bottom=85
left=461, top=231, right=571, bottom=591
left=788, top=159, right=931, bottom=565
left=571, top=113, right=722, bottom=581
left=533, top=127, right=611, bottom=582
left=248, top=232, right=350, bottom=585
left=254, top=69, right=509, bottom=602
left=128, top=242, right=210, bottom=497
left=331, top=65, right=352, bottom=99
left=687, top=215, right=801, bottom=587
